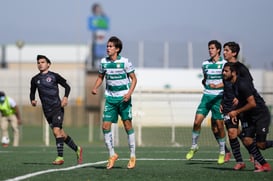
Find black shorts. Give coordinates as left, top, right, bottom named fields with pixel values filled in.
left=224, top=115, right=239, bottom=129
left=240, top=108, right=271, bottom=142
left=45, top=107, right=64, bottom=129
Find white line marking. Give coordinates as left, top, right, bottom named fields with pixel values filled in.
left=4, top=161, right=107, bottom=181
left=4, top=157, right=273, bottom=180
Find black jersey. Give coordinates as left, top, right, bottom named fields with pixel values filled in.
left=222, top=61, right=253, bottom=114
left=233, top=77, right=266, bottom=116
left=235, top=62, right=253, bottom=82
left=30, top=71, right=70, bottom=114
left=222, top=80, right=235, bottom=114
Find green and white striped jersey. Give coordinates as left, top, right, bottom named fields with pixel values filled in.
left=99, top=55, right=135, bottom=98
left=202, top=57, right=226, bottom=95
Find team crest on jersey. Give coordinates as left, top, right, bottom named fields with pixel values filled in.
left=46, top=77, right=52, bottom=82
left=116, top=63, right=121, bottom=68
left=37, top=80, right=40, bottom=84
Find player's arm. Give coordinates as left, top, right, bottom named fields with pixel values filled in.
left=14, top=105, right=22, bottom=125
left=228, top=81, right=255, bottom=119
left=201, top=65, right=207, bottom=87
left=123, top=72, right=137, bottom=102
left=209, top=82, right=224, bottom=89
left=92, top=73, right=105, bottom=95
left=56, top=73, right=71, bottom=107
left=30, top=77, right=37, bottom=106
left=229, top=95, right=256, bottom=118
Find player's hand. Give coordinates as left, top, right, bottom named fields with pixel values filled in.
left=219, top=104, right=223, bottom=113
left=123, top=93, right=131, bottom=102
left=232, top=98, right=238, bottom=106
left=92, top=89, right=97, bottom=95
left=209, top=83, right=216, bottom=88
left=228, top=110, right=239, bottom=125
left=18, top=118, right=22, bottom=125
left=31, top=100, right=37, bottom=106
left=61, top=97, right=68, bottom=107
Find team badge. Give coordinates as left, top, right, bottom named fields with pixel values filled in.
left=46, top=77, right=52, bottom=82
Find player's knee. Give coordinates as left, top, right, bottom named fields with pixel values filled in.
left=257, top=142, right=266, bottom=150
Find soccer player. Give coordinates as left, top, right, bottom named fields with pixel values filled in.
left=186, top=40, right=229, bottom=164
left=91, top=36, right=137, bottom=169
left=0, top=91, right=21, bottom=147
left=222, top=41, right=254, bottom=170
left=223, top=62, right=273, bottom=172
left=30, top=55, right=83, bottom=165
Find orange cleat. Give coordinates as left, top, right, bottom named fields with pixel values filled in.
left=233, top=162, right=246, bottom=170
left=224, top=152, right=231, bottom=163
left=106, top=153, right=119, bottom=169
left=127, top=157, right=136, bottom=169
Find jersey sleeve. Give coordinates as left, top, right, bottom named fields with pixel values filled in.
left=55, top=73, right=71, bottom=97
left=29, top=76, right=37, bottom=101
left=125, top=58, right=135, bottom=74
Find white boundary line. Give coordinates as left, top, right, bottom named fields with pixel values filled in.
left=4, top=158, right=273, bottom=181
left=4, top=161, right=107, bottom=181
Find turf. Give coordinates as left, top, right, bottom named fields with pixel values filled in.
left=1, top=125, right=273, bottom=180
left=1, top=146, right=273, bottom=181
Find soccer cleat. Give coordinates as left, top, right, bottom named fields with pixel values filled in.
left=233, top=162, right=246, bottom=170
left=127, top=157, right=136, bottom=169
left=2, top=143, right=9, bottom=148
left=262, top=163, right=271, bottom=172
left=106, top=153, right=119, bottom=169
left=254, top=161, right=264, bottom=172
left=217, top=153, right=225, bottom=164
left=186, top=146, right=199, bottom=160
left=52, top=156, right=64, bottom=165
left=76, top=146, right=83, bottom=164
left=224, top=152, right=231, bottom=163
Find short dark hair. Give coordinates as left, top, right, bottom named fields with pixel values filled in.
left=223, top=62, right=238, bottom=74
left=108, top=36, right=123, bottom=55
left=208, top=40, right=222, bottom=55
left=0, top=91, right=5, bottom=97
left=37, top=55, right=51, bottom=64
left=223, top=42, right=240, bottom=58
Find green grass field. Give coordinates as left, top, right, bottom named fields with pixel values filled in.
left=1, top=146, right=273, bottom=181
left=1, top=126, right=273, bottom=181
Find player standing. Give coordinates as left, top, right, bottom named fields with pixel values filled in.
left=186, top=40, right=228, bottom=164
left=92, top=36, right=137, bottom=169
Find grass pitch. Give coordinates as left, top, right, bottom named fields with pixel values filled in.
left=1, top=146, right=273, bottom=181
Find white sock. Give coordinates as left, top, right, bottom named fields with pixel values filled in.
left=128, top=132, right=136, bottom=158
left=219, top=139, right=226, bottom=154
left=104, top=131, right=115, bottom=157
left=192, top=131, right=200, bottom=147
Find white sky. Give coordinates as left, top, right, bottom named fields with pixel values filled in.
left=1, top=0, right=273, bottom=68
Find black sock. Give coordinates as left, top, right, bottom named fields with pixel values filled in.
left=229, top=138, right=243, bottom=162
left=246, top=142, right=266, bottom=165
left=64, top=135, right=78, bottom=152
left=56, top=137, right=64, bottom=157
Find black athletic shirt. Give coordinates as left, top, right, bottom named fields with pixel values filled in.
left=233, top=76, right=266, bottom=115
left=30, top=71, right=70, bottom=114
left=222, top=61, right=254, bottom=114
